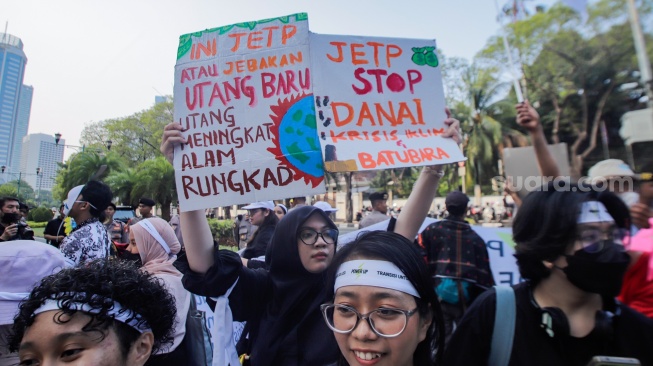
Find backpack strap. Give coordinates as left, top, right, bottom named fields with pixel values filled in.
left=489, top=285, right=516, bottom=366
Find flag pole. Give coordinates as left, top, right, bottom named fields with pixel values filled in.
left=494, top=0, right=524, bottom=103
left=626, top=0, right=653, bottom=110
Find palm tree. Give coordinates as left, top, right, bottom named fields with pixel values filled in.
left=53, top=151, right=124, bottom=200
left=105, top=168, right=138, bottom=207
left=459, top=64, right=527, bottom=194
left=131, top=157, right=176, bottom=220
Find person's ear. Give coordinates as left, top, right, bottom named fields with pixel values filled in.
left=127, top=331, right=154, bottom=366
left=418, top=307, right=433, bottom=342
left=542, top=260, right=555, bottom=270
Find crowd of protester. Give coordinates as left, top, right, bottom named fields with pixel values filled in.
left=0, top=101, right=651, bottom=366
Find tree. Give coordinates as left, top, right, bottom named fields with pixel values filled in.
left=80, top=98, right=172, bottom=168
left=477, top=0, right=653, bottom=177
left=455, top=63, right=526, bottom=194
left=0, top=180, right=34, bottom=202
left=105, top=168, right=138, bottom=207
left=53, top=151, right=125, bottom=200
left=131, top=157, right=176, bottom=220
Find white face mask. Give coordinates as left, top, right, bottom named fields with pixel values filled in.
left=617, top=191, right=639, bottom=207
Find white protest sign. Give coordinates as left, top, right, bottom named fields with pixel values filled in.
left=339, top=219, right=521, bottom=286
left=310, top=34, right=465, bottom=172
left=173, top=13, right=326, bottom=211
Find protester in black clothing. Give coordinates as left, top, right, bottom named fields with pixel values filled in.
left=241, top=201, right=278, bottom=266
left=18, top=202, right=29, bottom=220
left=418, top=191, right=494, bottom=343
left=443, top=182, right=653, bottom=365
left=0, top=197, right=33, bottom=241
left=43, top=204, right=66, bottom=247
left=129, top=197, right=157, bottom=227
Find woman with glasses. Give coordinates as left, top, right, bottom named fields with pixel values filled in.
left=323, top=231, right=445, bottom=366
left=443, top=181, right=653, bottom=365
left=160, top=111, right=461, bottom=365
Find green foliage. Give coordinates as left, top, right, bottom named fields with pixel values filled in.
left=131, top=157, right=176, bottom=220
left=53, top=151, right=125, bottom=200
left=468, top=0, right=653, bottom=178
left=29, top=207, right=54, bottom=223
left=370, top=168, right=418, bottom=198
left=208, top=219, right=237, bottom=248
left=0, top=180, right=34, bottom=202
left=105, top=168, right=138, bottom=207
left=80, top=98, right=172, bottom=167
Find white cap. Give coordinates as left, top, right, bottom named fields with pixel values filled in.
left=242, top=201, right=275, bottom=210
left=314, top=201, right=338, bottom=213
left=588, top=159, right=635, bottom=179
left=63, top=185, right=85, bottom=216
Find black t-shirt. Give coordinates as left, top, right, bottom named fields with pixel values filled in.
left=44, top=218, right=65, bottom=247
left=442, top=282, right=653, bottom=366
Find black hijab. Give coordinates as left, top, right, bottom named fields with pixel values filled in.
left=251, top=206, right=340, bottom=365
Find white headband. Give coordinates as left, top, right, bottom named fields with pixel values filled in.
left=578, top=201, right=614, bottom=224
left=33, top=293, right=152, bottom=333
left=0, top=292, right=30, bottom=301
left=334, top=260, right=420, bottom=298
left=139, top=220, right=171, bottom=255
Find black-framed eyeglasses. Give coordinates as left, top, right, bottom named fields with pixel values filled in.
left=576, top=227, right=630, bottom=253
left=298, top=228, right=338, bottom=245
left=247, top=209, right=261, bottom=216
left=320, top=303, right=418, bottom=338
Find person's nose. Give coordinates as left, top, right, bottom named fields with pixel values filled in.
left=351, top=315, right=379, bottom=341
left=314, top=233, right=328, bottom=248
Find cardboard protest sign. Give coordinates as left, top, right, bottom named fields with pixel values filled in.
left=173, top=13, right=326, bottom=211
left=310, top=34, right=465, bottom=172
left=502, top=143, right=570, bottom=197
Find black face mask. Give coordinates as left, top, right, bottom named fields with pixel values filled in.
left=121, top=252, right=143, bottom=267
left=562, top=240, right=630, bottom=297
left=1, top=212, right=21, bottom=226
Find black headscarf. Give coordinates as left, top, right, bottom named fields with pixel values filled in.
left=251, top=206, right=340, bottom=365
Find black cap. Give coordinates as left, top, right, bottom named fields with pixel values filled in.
left=445, top=191, right=469, bottom=208
left=369, top=192, right=388, bottom=202
left=80, top=180, right=113, bottom=214
left=139, top=198, right=156, bottom=207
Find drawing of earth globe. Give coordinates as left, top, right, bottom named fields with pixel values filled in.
left=278, top=95, right=324, bottom=179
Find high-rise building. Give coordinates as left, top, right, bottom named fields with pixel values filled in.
left=19, top=133, right=64, bottom=192
left=0, top=33, right=30, bottom=172
left=10, top=84, right=33, bottom=173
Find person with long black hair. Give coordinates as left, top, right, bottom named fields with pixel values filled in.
left=443, top=181, right=653, bottom=365
left=324, top=231, right=446, bottom=366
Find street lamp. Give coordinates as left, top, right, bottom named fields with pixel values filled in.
left=36, top=167, right=43, bottom=205
left=53, top=133, right=112, bottom=152
left=0, top=165, right=22, bottom=197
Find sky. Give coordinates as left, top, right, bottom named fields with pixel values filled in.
left=4, top=0, right=558, bottom=150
